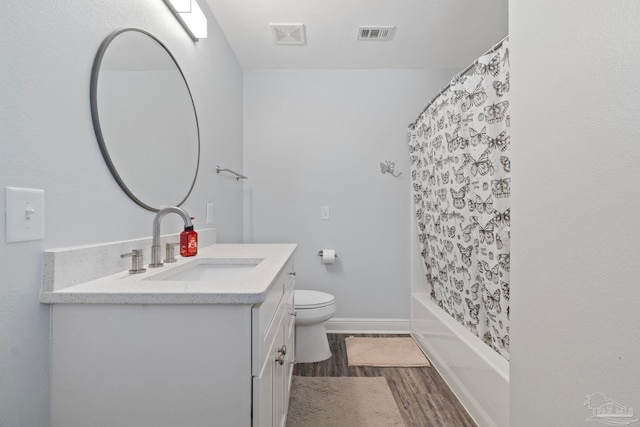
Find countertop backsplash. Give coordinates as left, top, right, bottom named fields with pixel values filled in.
left=43, top=228, right=217, bottom=292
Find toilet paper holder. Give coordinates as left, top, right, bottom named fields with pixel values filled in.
left=317, top=250, right=338, bottom=258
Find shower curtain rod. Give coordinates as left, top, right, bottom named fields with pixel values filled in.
left=410, top=34, right=509, bottom=128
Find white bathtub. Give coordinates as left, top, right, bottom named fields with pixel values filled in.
left=411, top=292, right=509, bottom=427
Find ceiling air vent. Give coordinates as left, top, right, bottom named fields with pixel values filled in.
left=358, top=26, right=395, bottom=41
left=271, top=24, right=306, bottom=45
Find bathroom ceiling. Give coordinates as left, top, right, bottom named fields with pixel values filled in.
left=204, top=0, right=508, bottom=69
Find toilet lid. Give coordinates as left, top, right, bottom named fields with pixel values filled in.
left=295, top=290, right=335, bottom=309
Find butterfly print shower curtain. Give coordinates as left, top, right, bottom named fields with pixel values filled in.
left=408, top=40, right=511, bottom=360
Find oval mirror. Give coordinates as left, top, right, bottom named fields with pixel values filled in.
left=90, top=28, right=200, bottom=211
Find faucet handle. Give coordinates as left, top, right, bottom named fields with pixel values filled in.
left=164, top=242, right=179, bottom=263
left=121, top=249, right=147, bottom=274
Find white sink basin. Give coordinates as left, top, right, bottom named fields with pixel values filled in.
left=150, top=258, right=263, bottom=282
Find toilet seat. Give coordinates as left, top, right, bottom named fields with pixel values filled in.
left=295, top=290, right=335, bottom=309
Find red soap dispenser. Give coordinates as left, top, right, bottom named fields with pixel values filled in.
left=180, top=225, right=198, bottom=257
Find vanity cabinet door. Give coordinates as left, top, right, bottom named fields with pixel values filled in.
left=253, top=310, right=286, bottom=427
left=252, top=258, right=294, bottom=376
left=272, top=321, right=286, bottom=427
left=282, top=274, right=296, bottom=420
left=272, top=303, right=295, bottom=427
left=253, top=336, right=275, bottom=427
left=253, top=262, right=295, bottom=427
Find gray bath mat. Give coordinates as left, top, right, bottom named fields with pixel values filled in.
left=286, top=376, right=405, bottom=427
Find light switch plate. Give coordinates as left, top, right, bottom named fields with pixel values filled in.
left=6, top=187, right=44, bottom=243
left=320, top=205, right=330, bottom=220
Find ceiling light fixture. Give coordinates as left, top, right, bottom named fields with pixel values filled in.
left=164, top=0, right=208, bottom=41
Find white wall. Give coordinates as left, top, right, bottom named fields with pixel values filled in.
left=243, top=69, right=453, bottom=320
left=510, top=1, right=640, bottom=425
left=0, top=1, right=243, bottom=425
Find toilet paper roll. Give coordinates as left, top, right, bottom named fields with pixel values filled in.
left=322, top=249, right=336, bottom=264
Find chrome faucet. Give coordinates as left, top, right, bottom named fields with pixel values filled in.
left=149, top=206, right=193, bottom=268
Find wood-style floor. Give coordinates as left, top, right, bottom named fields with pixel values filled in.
left=292, top=333, right=477, bottom=427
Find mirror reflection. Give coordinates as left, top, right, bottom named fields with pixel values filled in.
left=91, top=28, right=200, bottom=211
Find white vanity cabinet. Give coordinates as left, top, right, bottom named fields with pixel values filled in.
left=252, top=265, right=295, bottom=427
left=47, top=246, right=295, bottom=427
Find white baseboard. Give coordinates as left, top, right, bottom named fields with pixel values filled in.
left=324, top=318, right=410, bottom=334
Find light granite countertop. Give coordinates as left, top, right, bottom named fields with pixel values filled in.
left=40, top=243, right=296, bottom=305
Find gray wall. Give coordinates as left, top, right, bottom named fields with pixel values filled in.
left=0, top=1, right=244, bottom=425
left=243, top=69, right=453, bottom=320
left=510, top=0, right=640, bottom=425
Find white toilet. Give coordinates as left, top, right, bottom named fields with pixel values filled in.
left=294, top=290, right=336, bottom=363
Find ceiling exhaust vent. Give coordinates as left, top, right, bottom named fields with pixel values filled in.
left=357, top=26, right=395, bottom=41
left=271, top=24, right=306, bottom=45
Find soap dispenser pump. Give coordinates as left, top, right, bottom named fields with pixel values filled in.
left=180, top=224, right=198, bottom=257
